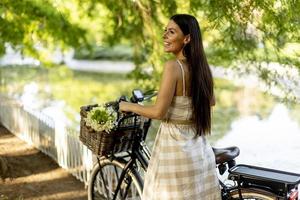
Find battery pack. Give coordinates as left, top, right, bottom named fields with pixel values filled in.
left=229, top=164, right=300, bottom=195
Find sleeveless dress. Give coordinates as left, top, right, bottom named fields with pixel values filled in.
left=142, top=60, right=221, bottom=200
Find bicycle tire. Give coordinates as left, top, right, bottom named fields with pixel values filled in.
left=88, top=158, right=143, bottom=200
left=228, top=188, right=278, bottom=200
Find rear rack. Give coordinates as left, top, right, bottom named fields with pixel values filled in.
left=229, top=164, right=300, bottom=196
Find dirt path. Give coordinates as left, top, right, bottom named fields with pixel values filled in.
left=0, top=124, right=87, bottom=200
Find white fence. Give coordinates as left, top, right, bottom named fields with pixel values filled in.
left=0, top=95, right=93, bottom=185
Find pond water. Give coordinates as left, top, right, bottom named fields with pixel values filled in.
left=0, top=59, right=300, bottom=174
left=215, top=103, right=300, bottom=174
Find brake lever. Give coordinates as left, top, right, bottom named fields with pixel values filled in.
left=119, top=95, right=127, bottom=102
left=118, top=95, right=133, bottom=115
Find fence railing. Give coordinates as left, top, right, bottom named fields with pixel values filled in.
left=0, top=95, right=93, bottom=185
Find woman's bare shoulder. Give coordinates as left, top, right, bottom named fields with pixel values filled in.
left=164, top=59, right=178, bottom=67
left=163, top=60, right=180, bottom=73
left=163, top=60, right=180, bottom=78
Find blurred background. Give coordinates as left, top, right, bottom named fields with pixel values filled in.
left=0, top=0, right=300, bottom=178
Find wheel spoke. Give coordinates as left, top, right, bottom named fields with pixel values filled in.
left=88, top=159, right=143, bottom=200
left=122, top=175, right=132, bottom=199
left=99, top=165, right=110, bottom=199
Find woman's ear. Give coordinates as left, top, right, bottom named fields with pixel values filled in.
left=184, top=34, right=191, bottom=45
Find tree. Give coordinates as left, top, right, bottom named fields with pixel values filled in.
left=0, top=0, right=87, bottom=63
left=83, top=0, right=300, bottom=98
left=1, top=0, right=299, bottom=98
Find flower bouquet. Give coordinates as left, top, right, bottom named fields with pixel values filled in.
left=84, top=105, right=117, bottom=133
left=79, top=104, right=135, bottom=156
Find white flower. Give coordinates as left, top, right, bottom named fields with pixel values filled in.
left=84, top=105, right=117, bottom=133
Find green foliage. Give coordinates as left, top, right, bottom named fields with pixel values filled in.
left=0, top=0, right=87, bottom=63
left=91, top=109, right=110, bottom=123
left=0, top=0, right=299, bottom=97
left=75, top=0, right=169, bottom=89
left=79, top=0, right=300, bottom=95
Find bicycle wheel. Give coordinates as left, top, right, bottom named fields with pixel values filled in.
left=88, top=158, right=143, bottom=200
left=228, top=188, right=277, bottom=200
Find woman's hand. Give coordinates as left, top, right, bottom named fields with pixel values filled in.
left=119, top=101, right=132, bottom=113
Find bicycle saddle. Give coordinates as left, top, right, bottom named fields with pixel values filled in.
left=212, top=146, right=240, bottom=165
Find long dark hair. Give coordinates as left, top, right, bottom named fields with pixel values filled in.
left=171, top=14, right=214, bottom=136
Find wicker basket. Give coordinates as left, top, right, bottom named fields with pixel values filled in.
left=79, top=104, right=139, bottom=156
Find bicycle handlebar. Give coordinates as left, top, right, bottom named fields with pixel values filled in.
left=104, top=89, right=156, bottom=128
left=105, top=89, right=157, bottom=112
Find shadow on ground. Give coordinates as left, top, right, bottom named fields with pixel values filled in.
left=0, top=124, right=87, bottom=200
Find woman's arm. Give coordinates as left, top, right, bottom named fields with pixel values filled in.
left=119, top=61, right=177, bottom=119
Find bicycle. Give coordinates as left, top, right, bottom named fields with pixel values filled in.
left=86, top=89, right=155, bottom=200
left=214, top=147, right=300, bottom=200
left=86, top=89, right=300, bottom=200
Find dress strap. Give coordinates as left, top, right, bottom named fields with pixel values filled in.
left=176, top=59, right=186, bottom=96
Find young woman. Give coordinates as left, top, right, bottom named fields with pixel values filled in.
left=119, top=14, right=221, bottom=200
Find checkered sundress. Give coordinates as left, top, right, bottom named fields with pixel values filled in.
left=142, top=60, right=221, bottom=200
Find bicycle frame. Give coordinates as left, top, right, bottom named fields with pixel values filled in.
left=96, top=116, right=151, bottom=200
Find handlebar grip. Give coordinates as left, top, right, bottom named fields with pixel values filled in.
left=118, top=95, right=132, bottom=114
left=105, top=101, right=119, bottom=112
left=119, top=95, right=127, bottom=102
